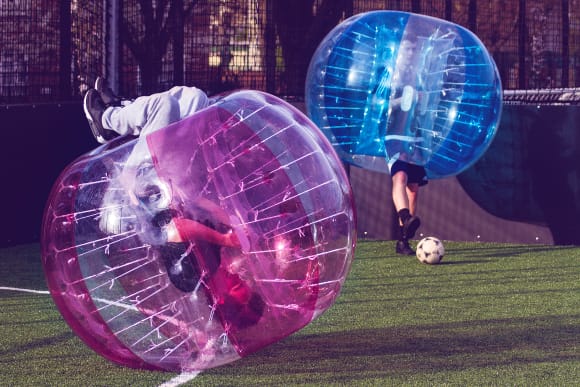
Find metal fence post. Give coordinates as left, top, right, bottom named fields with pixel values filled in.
left=59, top=0, right=72, bottom=99
left=173, top=0, right=184, bottom=86
left=105, top=0, right=121, bottom=94
left=518, top=0, right=527, bottom=89
left=561, top=0, right=569, bottom=87
left=265, top=0, right=276, bottom=94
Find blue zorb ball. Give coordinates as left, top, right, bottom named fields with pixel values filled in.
left=305, top=11, right=502, bottom=179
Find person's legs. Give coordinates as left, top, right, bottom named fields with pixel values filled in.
left=167, top=86, right=209, bottom=119
left=101, top=86, right=209, bottom=137
left=83, top=89, right=119, bottom=143
left=407, top=182, right=419, bottom=217
left=393, top=174, right=419, bottom=255
left=83, top=77, right=129, bottom=143
left=391, top=169, right=410, bottom=214
left=391, top=169, right=421, bottom=238
left=102, top=91, right=181, bottom=137
left=390, top=161, right=422, bottom=255
left=85, top=84, right=209, bottom=144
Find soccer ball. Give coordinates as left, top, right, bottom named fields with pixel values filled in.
left=416, top=237, right=445, bottom=264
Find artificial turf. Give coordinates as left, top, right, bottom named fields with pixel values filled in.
left=0, top=241, right=578, bottom=386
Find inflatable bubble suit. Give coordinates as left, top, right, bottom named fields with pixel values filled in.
left=41, top=90, right=356, bottom=371
left=306, top=11, right=503, bottom=178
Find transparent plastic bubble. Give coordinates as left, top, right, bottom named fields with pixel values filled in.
left=306, top=11, right=502, bottom=178
left=41, top=90, right=356, bottom=371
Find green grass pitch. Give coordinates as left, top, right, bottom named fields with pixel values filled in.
left=1, top=241, right=578, bottom=386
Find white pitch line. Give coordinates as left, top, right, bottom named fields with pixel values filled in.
left=0, top=286, right=142, bottom=311
left=1, top=286, right=202, bottom=385
left=0, top=286, right=50, bottom=295
left=158, top=371, right=201, bottom=387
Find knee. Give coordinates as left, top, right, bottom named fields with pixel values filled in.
left=407, top=183, right=419, bottom=194
left=392, top=171, right=408, bottom=187
left=148, top=93, right=179, bottom=116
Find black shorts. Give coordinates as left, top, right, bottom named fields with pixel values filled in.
left=390, top=160, right=428, bottom=186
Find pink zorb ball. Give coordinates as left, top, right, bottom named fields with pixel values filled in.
left=41, top=90, right=356, bottom=371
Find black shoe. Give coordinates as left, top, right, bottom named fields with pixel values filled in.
left=158, top=242, right=201, bottom=292
left=402, top=215, right=421, bottom=240
left=396, top=240, right=415, bottom=255
left=83, top=89, right=118, bottom=144
left=95, top=77, right=122, bottom=107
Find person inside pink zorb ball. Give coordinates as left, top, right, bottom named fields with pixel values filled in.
left=41, top=87, right=356, bottom=372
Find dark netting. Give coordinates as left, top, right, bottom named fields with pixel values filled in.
left=71, top=0, right=105, bottom=98
left=1, top=0, right=580, bottom=104
left=0, top=0, right=61, bottom=103
left=184, top=1, right=269, bottom=95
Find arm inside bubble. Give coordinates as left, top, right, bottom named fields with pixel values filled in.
left=169, top=218, right=240, bottom=248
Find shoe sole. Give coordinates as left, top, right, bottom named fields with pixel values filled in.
left=83, top=91, right=106, bottom=144
left=396, top=243, right=415, bottom=255
left=396, top=248, right=415, bottom=256
left=94, top=77, right=103, bottom=91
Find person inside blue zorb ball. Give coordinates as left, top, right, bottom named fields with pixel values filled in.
left=372, top=33, right=428, bottom=256
left=306, top=10, right=502, bottom=177
left=361, top=32, right=423, bottom=161
left=306, top=10, right=502, bottom=255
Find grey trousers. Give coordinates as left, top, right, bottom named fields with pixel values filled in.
left=102, top=86, right=209, bottom=136
left=101, top=86, right=209, bottom=170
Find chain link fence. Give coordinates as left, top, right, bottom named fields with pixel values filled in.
left=1, top=0, right=579, bottom=104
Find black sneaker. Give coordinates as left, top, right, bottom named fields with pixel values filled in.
left=83, top=89, right=118, bottom=144
left=396, top=239, right=415, bottom=255
left=95, top=77, right=122, bottom=107
left=402, top=215, right=421, bottom=240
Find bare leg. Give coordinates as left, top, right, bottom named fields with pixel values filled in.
left=407, top=183, right=419, bottom=216
left=392, top=171, right=410, bottom=226
left=392, top=172, right=421, bottom=255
